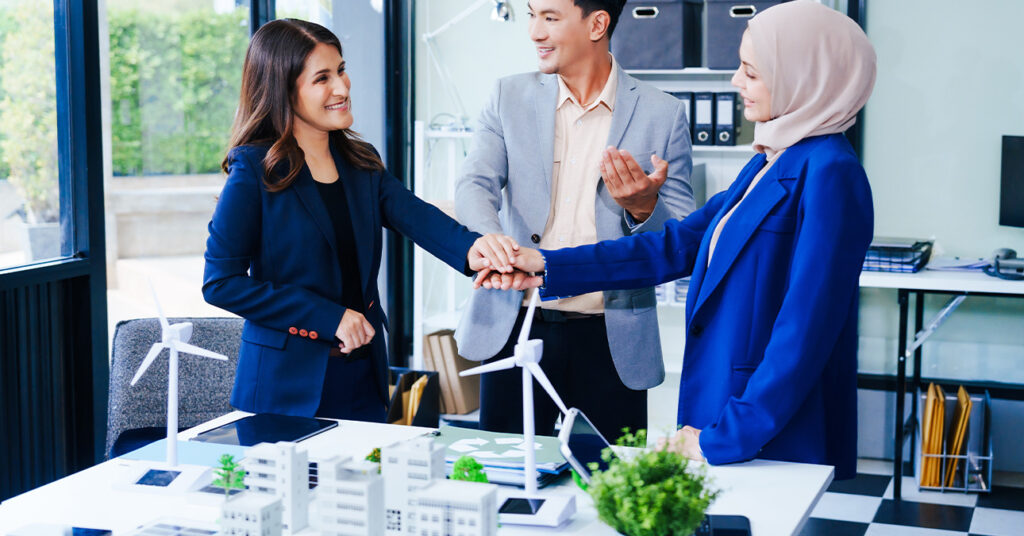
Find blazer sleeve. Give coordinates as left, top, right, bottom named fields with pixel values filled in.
left=698, top=158, right=874, bottom=465
left=625, top=96, right=696, bottom=234
left=379, top=168, right=480, bottom=276
left=454, top=79, right=508, bottom=235
left=202, top=149, right=345, bottom=339
left=539, top=190, right=728, bottom=299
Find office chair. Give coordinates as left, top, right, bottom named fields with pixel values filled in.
left=106, top=317, right=242, bottom=459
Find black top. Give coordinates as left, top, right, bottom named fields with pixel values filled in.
left=314, top=177, right=365, bottom=312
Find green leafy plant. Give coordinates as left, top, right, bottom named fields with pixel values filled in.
left=616, top=427, right=648, bottom=448
left=211, top=454, right=246, bottom=497
left=451, top=455, right=489, bottom=483
left=365, top=447, right=381, bottom=463
left=587, top=447, right=718, bottom=536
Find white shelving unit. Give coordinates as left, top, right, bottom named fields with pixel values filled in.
left=411, top=121, right=474, bottom=370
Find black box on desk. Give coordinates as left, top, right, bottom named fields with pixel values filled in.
left=704, top=0, right=782, bottom=70
left=387, top=367, right=440, bottom=428
left=612, top=0, right=703, bottom=70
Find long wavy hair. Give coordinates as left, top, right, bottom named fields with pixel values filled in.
left=223, top=19, right=383, bottom=191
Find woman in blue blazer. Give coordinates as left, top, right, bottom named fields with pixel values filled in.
left=490, top=2, right=876, bottom=478
left=203, top=19, right=518, bottom=422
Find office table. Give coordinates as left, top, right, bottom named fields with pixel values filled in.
left=859, top=269, right=1024, bottom=500
left=0, top=411, right=833, bottom=535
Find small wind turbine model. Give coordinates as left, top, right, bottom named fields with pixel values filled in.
left=131, top=283, right=228, bottom=468
left=459, top=292, right=577, bottom=527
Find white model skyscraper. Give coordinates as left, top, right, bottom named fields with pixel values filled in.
left=381, top=436, right=445, bottom=534
left=242, top=442, right=310, bottom=533
left=314, top=456, right=384, bottom=536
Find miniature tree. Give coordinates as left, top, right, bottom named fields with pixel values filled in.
left=365, top=447, right=381, bottom=463
left=212, top=453, right=246, bottom=497
left=451, top=455, right=489, bottom=483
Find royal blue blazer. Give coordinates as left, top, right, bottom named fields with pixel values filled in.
left=540, top=134, right=872, bottom=478
left=203, top=143, right=479, bottom=417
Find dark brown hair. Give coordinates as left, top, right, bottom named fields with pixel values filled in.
left=223, top=18, right=383, bottom=191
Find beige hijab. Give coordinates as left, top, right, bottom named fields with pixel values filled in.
left=747, top=0, right=877, bottom=158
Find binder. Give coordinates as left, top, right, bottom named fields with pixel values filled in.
left=422, top=333, right=451, bottom=414
left=437, top=332, right=481, bottom=414
left=714, top=92, right=740, bottom=146
left=693, top=92, right=714, bottom=145
left=944, top=386, right=973, bottom=487
left=428, top=331, right=457, bottom=414
left=668, top=91, right=694, bottom=140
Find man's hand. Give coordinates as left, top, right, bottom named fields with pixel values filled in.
left=467, top=233, right=519, bottom=273
left=472, top=247, right=545, bottom=290
left=601, top=147, right=667, bottom=223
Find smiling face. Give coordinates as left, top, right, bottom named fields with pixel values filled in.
left=731, top=30, right=772, bottom=123
left=527, top=0, right=608, bottom=75
left=292, top=42, right=352, bottom=135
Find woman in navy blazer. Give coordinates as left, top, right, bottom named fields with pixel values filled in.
left=491, top=2, right=876, bottom=478
left=203, top=19, right=518, bottom=422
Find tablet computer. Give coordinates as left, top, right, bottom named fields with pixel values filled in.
left=556, top=407, right=614, bottom=484
left=190, top=413, right=337, bottom=446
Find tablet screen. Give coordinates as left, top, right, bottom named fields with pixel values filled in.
left=564, top=410, right=613, bottom=478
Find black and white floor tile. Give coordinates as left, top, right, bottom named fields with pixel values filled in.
left=798, top=460, right=1024, bottom=536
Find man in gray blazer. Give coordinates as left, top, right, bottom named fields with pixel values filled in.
left=454, top=0, right=694, bottom=440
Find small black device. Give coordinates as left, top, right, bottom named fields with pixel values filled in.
left=557, top=408, right=615, bottom=484
left=984, top=248, right=1024, bottom=280
left=1000, top=135, right=1024, bottom=228
left=190, top=413, right=338, bottom=446
left=693, top=514, right=753, bottom=536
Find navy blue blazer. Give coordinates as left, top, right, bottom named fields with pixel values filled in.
left=540, top=134, right=872, bottom=478
left=203, top=143, right=479, bottom=417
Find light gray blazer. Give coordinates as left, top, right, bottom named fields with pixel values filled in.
left=453, top=66, right=695, bottom=390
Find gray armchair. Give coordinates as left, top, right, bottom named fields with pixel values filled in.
left=106, top=317, right=242, bottom=458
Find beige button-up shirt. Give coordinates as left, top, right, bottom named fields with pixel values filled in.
left=526, top=58, right=618, bottom=314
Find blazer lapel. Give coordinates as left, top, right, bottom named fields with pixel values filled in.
left=292, top=168, right=340, bottom=262
left=691, top=157, right=788, bottom=317
left=534, top=75, right=558, bottom=193
left=606, top=67, right=639, bottom=149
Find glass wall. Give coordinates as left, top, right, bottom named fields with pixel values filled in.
left=0, top=2, right=61, bottom=269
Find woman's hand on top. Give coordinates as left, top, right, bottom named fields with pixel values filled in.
left=468, top=233, right=520, bottom=273
left=335, top=309, right=375, bottom=354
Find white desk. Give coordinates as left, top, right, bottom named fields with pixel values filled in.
left=859, top=268, right=1024, bottom=499
left=0, top=411, right=832, bottom=535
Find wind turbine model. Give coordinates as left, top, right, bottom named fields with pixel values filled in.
left=460, top=292, right=577, bottom=527
left=131, top=283, right=228, bottom=468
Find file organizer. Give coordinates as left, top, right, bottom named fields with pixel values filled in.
left=916, top=389, right=993, bottom=493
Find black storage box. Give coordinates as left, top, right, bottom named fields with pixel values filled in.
left=386, top=367, right=441, bottom=428
left=704, top=0, right=782, bottom=70
left=612, top=0, right=703, bottom=70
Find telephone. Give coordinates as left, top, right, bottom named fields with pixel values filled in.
left=983, top=248, right=1024, bottom=280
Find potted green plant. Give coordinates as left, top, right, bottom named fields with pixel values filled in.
left=0, top=4, right=60, bottom=261
left=587, top=431, right=719, bottom=536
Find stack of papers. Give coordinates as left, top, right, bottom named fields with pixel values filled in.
left=863, top=237, right=934, bottom=273
left=434, top=425, right=569, bottom=488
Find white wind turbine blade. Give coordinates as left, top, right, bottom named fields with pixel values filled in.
left=130, top=343, right=165, bottom=386
left=171, top=340, right=228, bottom=361
left=518, top=291, right=541, bottom=345
left=525, top=362, right=569, bottom=415
left=149, top=280, right=169, bottom=332
left=460, top=356, right=517, bottom=377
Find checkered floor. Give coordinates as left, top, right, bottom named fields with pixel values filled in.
left=799, top=460, right=1024, bottom=536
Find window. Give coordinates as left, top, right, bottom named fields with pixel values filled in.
left=0, top=3, right=63, bottom=270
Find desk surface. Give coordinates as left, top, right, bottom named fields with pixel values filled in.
left=860, top=268, right=1024, bottom=295
left=0, top=412, right=833, bottom=535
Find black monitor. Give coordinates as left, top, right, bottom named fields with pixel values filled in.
left=1000, top=135, right=1024, bottom=228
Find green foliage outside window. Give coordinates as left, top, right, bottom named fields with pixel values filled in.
left=0, top=6, right=248, bottom=222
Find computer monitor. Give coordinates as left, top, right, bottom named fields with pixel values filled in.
left=1000, top=135, right=1024, bottom=228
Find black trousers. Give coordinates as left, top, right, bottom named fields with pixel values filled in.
left=479, top=308, right=647, bottom=442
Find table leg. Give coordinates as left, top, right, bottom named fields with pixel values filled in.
left=909, top=292, right=925, bottom=481
left=894, top=288, right=909, bottom=501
